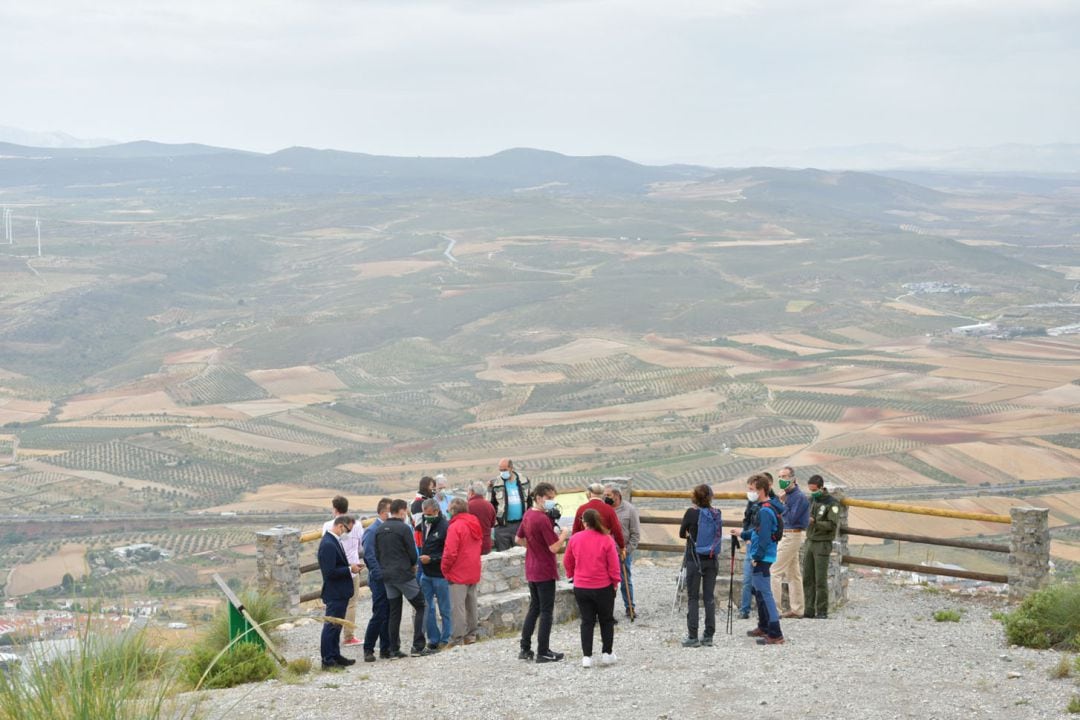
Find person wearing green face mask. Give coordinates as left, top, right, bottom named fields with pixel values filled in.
left=771, top=467, right=809, bottom=619
left=802, top=474, right=839, bottom=619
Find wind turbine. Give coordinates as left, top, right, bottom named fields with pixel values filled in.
left=35, top=217, right=41, bottom=257
left=3, top=208, right=11, bottom=244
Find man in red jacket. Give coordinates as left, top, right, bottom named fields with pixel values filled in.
left=467, top=481, right=496, bottom=555
left=442, top=497, right=483, bottom=647
left=572, top=483, right=626, bottom=558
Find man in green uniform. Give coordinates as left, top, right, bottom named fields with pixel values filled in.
left=802, top=474, right=839, bottom=619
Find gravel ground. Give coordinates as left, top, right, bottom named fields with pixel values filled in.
left=186, top=561, right=1079, bottom=720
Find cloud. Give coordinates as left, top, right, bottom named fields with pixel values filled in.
left=1, top=0, right=1077, bottom=159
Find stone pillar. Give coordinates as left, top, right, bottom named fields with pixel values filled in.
left=1008, top=507, right=1050, bottom=601
left=256, top=526, right=301, bottom=615
left=828, top=490, right=849, bottom=609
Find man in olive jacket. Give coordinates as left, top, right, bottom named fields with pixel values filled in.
left=802, top=475, right=839, bottom=619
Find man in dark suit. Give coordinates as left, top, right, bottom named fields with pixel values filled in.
left=319, top=515, right=362, bottom=669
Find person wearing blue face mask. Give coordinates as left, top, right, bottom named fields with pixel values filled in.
left=489, top=458, right=530, bottom=552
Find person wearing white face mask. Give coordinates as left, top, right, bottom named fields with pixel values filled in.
left=515, top=482, right=571, bottom=663
left=489, top=457, right=530, bottom=552
left=731, top=474, right=785, bottom=645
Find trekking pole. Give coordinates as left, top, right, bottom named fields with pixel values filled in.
left=621, top=556, right=636, bottom=622
left=726, top=535, right=740, bottom=635
left=671, top=554, right=686, bottom=616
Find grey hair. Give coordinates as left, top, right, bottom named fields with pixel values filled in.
left=587, top=483, right=605, bottom=497
left=470, top=481, right=487, bottom=497
left=421, top=498, right=440, bottom=512
left=604, top=484, right=622, bottom=499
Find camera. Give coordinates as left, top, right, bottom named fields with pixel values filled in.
left=545, top=503, right=562, bottom=527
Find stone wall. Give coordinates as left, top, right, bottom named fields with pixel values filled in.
left=475, top=546, right=577, bottom=639
left=1008, top=506, right=1050, bottom=601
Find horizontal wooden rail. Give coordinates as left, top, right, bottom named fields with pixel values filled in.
left=300, top=562, right=319, bottom=575
left=301, top=515, right=380, bottom=544
left=632, top=489, right=745, bottom=500
left=639, top=515, right=742, bottom=529
left=843, top=527, right=1010, bottom=553
left=841, top=555, right=1007, bottom=583
left=636, top=542, right=687, bottom=554
left=301, top=575, right=369, bottom=605
left=842, top=498, right=1011, bottom=524
left=632, top=490, right=1013, bottom=524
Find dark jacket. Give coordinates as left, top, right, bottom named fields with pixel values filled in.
left=489, top=471, right=530, bottom=526
left=807, top=491, right=841, bottom=546
left=362, top=517, right=384, bottom=582
left=375, top=517, right=418, bottom=585
left=318, top=532, right=355, bottom=603
left=418, top=514, right=450, bottom=579
left=467, top=495, right=496, bottom=555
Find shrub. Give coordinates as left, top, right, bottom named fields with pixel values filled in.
left=182, top=641, right=278, bottom=690
left=1051, top=656, right=1073, bottom=679
left=933, top=609, right=962, bottom=623
left=180, top=588, right=283, bottom=690
left=1068, top=696, right=1080, bottom=714
left=1003, top=582, right=1080, bottom=650
left=0, top=630, right=181, bottom=720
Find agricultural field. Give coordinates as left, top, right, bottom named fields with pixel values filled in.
left=1, top=158, right=1079, bottom=603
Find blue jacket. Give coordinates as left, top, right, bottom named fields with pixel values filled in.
left=740, top=493, right=785, bottom=541
left=781, top=485, right=810, bottom=530
left=740, top=493, right=785, bottom=563
left=750, top=502, right=780, bottom=563
left=362, top=517, right=383, bottom=581
left=318, top=532, right=355, bottom=602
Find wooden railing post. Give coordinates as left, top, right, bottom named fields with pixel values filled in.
left=1008, top=507, right=1050, bottom=601
left=829, top=489, right=849, bottom=609
left=256, top=526, right=302, bottom=616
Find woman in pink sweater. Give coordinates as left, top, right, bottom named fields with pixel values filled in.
left=563, top=508, right=622, bottom=667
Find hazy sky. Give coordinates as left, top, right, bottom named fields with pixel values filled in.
left=3, top=0, right=1079, bottom=163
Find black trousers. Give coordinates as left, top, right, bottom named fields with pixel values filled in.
left=520, top=579, right=556, bottom=654
left=387, top=586, right=427, bottom=653
left=574, top=585, right=616, bottom=657
left=686, top=554, right=718, bottom=640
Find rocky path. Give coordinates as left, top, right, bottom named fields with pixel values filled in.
left=187, top=564, right=1078, bottom=719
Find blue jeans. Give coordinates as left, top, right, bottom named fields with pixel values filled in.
left=739, top=553, right=753, bottom=615
left=620, top=552, right=635, bottom=611
left=363, top=575, right=391, bottom=655
left=321, top=598, right=348, bottom=663
left=751, top=561, right=782, bottom=639
left=421, top=575, right=452, bottom=645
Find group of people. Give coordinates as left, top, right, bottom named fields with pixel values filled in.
left=316, top=458, right=836, bottom=670
left=317, top=479, right=496, bottom=669
left=678, top=468, right=840, bottom=648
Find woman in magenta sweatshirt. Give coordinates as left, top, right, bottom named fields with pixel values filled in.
left=563, top=508, right=622, bottom=667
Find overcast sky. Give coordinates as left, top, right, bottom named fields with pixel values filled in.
left=3, top=0, right=1078, bottom=163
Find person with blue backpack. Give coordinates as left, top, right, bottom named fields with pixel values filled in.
left=733, top=473, right=785, bottom=645
left=678, top=484, right=724, bottom=647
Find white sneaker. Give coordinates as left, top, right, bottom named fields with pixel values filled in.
left=581, top=656, right=593, bottom=668
left=600, top=653, right=617, bottom=666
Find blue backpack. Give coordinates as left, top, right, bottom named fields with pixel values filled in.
left=694, top=507, right=723, bottom=557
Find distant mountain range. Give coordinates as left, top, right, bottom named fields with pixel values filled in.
left=0, top=125, right=117, bottom=149
left=1, top=138, right=1077, bottom=203
left=700, top=143, right=1080, bottom=175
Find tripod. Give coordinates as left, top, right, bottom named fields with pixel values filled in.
left=726, top=535, right=740, bottom=635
